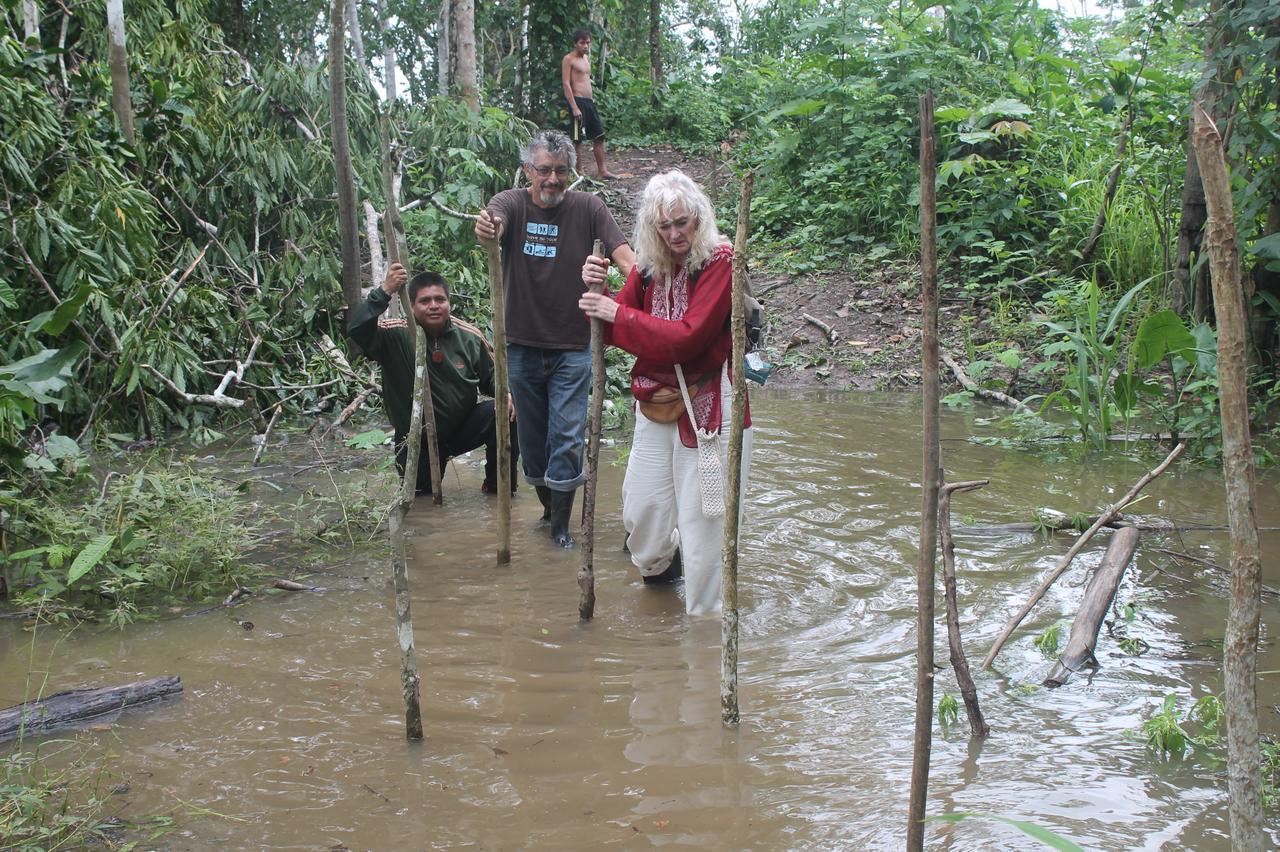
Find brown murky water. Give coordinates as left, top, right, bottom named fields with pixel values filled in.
left=3, top=391, right=1280, bottom=850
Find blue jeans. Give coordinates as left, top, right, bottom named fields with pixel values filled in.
left=506, top=343, right=590, bottom=491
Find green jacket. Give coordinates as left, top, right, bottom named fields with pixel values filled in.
left=347, top=287, right=495, bottom=439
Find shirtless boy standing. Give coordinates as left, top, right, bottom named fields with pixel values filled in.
left=561, top=29, right=616, bottom=180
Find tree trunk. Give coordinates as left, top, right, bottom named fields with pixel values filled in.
left=454, top=0, right=478, bottom=110
left=105, top=0, right=135, bottom=146
left=329, top=0, right=363, bottom=323
left=1192, top=101, right=1265, bottom=851
left=513, top=3, right=528, bottom=113
left=1171, top=133, right=1207, bottom=316
left=0, top=676, right=182, bottom=743
left=648, top=0, right=662, bottom=96
left=907, top=90, right=939, bottom=852
left=345, top=0, right=366, bottom=67
left=376, top=0, right=398, bottom=102
left=722, top=172, right=753, bottom=725
left=22, top=0, right=39, bottom=43
left=437, top=0, right=452, bottom=97
left=1043, top=526, right=1140, bottom=688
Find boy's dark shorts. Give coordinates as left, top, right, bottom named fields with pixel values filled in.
left=571, top=97, right=606, bottom=142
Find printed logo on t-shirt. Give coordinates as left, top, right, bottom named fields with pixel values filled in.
left=523, top=221, right=559, bottom=258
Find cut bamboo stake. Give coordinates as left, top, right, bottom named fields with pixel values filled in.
left=1192, top=100, right=1265, bottom=848
left=578, top=239, right=607, bottom=619
left=378, top=109, right=442, bottom=503
left=981, top=440, right=1185, bottom=670
left=1043, top=526, right=1140, bottom=687
left=488, top=235, right=512, bottom=565
left=722, top=170, right=754, bottom=725
left=907, top=89, right=939, bottom=852
left=939, top=476, right=991, bottom=739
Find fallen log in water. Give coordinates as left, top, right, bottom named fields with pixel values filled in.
left=0, top=675, right=183, bottom=743
left=1044, top=527, right=1141, bottom=688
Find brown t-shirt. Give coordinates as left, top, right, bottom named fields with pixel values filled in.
left=487, top=188, right=627, bottom=349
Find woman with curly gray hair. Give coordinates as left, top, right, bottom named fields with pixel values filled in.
left=580, top=170, right=753, bottom=616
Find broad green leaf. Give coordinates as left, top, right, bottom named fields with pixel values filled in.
left=42, top=434, right=81, bottom=460
left=926, top=812, right=1085, bottom=851
left=28, top=283, right=92, bottom=335
left=1247, top=232, right=1280, bottom=261
left=1134, top=310, right=1196, bottom=369
left=67, top=533, right=115, bottom=585
left=978, top=98, right=1034, bottom=119
left=934, top=107, right=970, bottom=122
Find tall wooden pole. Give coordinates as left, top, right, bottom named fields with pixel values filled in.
left=578, top=240, right=607, bottom=618
left=907, top=89, right=939, bottom=851
left=721, top=171, right=753, bottom=725
left=387, top=321, right=428, bottom=741
left=378, top=111, right=442, bottom=503
left=1192, top=101, right=1264, bottom=850
left=488, top=240, right=511, bottom=564
left=328, top=0, right=361, bottom=322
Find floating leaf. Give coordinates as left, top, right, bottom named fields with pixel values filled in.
left=926, top=813, right=1085, bottom=851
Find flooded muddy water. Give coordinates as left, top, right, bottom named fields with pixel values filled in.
left=3, top=392, right=1280, bottom=849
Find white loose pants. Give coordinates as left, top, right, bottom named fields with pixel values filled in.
left=622, top=383, right=753, bottom=616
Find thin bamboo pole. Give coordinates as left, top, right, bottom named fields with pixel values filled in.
left=722, top=171, right=753, bottom=725
left=578, top=239, right=607, bottom=619
left=907, top=89, right=939, bottom=852
left=488, top=239, right=512, bottom=564
left=378, top=109, right=442, bottom=503
left=387, top=320, right=428, bottom=741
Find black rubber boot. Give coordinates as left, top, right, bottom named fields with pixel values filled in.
left=549, top=489, right=577, bottom=549
left=534, top=485, right=553, bottom=528
left=642, top=548, right=683, bottom=585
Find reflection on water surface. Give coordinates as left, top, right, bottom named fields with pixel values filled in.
left=2, top=391, right=1278, bottom=849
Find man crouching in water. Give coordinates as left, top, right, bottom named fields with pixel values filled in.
left=347, top=262, right=517, bottom=496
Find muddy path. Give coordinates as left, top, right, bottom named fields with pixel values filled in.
left=594, top=147, right=1020, bottom=396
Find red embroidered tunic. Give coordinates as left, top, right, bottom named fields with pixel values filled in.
left=604, top=243, right=751, bottom=447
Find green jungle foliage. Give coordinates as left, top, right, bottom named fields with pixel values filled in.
left=1, top=0, right=1278, bottom=483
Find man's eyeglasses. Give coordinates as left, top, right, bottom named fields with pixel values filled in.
left=532, top=165, right=570, bottom=177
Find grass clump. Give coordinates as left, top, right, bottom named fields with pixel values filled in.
left=1, top=466, right=264, bottom=625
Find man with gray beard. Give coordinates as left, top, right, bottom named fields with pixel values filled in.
left=476, top=130, right=634, bottom=548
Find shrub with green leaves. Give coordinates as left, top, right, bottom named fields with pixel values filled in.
left=1, top=467, right=263, bottom=624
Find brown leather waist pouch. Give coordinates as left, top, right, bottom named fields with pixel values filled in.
left=637, top=383, right=700, bottom=423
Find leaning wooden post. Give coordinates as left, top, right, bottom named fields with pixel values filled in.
left=939, top=476, right=990, bottom=739
left=1192, top=100, right=1265, bottom=849
left=981, top=441, right=1185, bottom=669
left=721, top=170, right=753, bottom=725
left=386, top=314, right=429, bottom=742
left=578, top=239, right=607, bottom=619
left=907, top=89, right=939, bottom=851
left=488, top=237, right=512, bottom=565
left=1043, top=526, right=1140, bottom=688
left=378, top=109, right=442, bottom=503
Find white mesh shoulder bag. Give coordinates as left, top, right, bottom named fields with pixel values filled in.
left=675, top=363, right=725, bottom=518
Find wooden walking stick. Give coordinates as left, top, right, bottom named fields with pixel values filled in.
left=487, top=236, right=512, bottom=565
left=722, top=170, right=753, bottom=725
left=387, top=324, right=428, bottom=741
left=378, top=108, right=442, bottom=503
left=578, top=239, right=607, bottom=620
left=907, top=89, right=939, bottom=851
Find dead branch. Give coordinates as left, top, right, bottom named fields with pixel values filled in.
left=252, top=404, right=282, bottom=467
left=802, top=313, right=838, bottom=343
left=940, top=476, right=991, bottom=738
left=940, top=349, right=1031, bottom=413
left=981, top=441, right=1185, bottom=669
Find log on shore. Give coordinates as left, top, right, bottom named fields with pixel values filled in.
left=1044, top=527, right=1140, bottom=688
left=0, top=675, right=183, bottom=743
